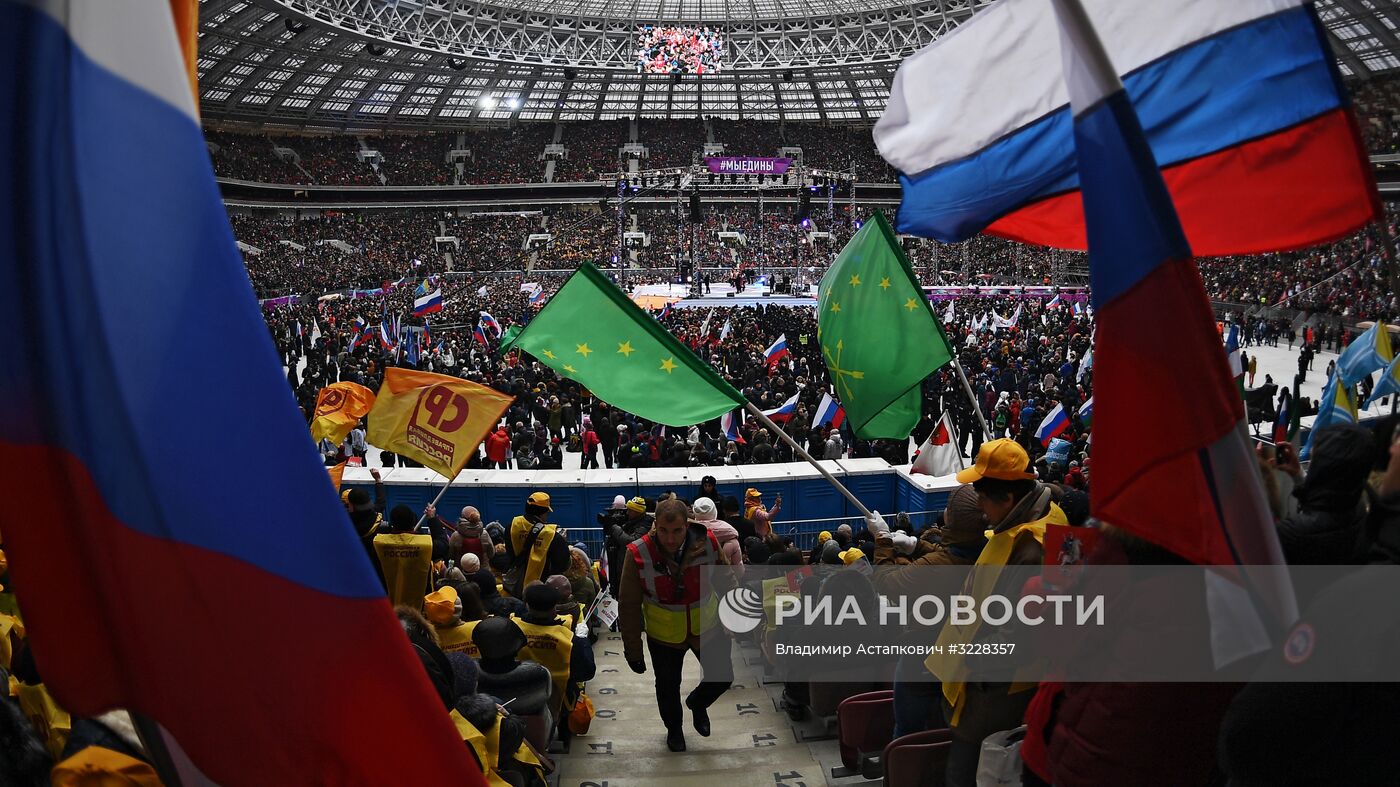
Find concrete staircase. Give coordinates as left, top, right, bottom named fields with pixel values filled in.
left=550, top=630, right=867, bottom=787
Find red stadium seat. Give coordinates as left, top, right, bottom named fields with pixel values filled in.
left=882, top=728, right=954, bottom=787
left=834, top=690, right=896, bottom=779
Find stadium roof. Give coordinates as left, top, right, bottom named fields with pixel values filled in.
left=197, top=0, right=1400, bottom=128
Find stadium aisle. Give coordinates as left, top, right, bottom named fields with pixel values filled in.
left=554, top=630, right=864, bottom=787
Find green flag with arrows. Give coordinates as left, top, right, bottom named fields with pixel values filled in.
left=817, top=212, right=954, bottom=439
left=499, top=263, right=745, bottom=426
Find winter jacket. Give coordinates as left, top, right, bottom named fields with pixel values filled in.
left=485, top=429, right=511, bottom=463
left=703, top=518, right=744, bottom=579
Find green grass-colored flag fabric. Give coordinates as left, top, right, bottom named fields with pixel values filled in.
left=500, top=263, right=745, bottom=426
left=817, top=212, right=954, bottom=440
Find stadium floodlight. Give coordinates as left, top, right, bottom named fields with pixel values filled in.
left=478, top=95, right=497, bottom=108
left=506, top=97, right=521, bottom=110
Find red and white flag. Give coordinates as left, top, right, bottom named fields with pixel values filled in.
left=911, top=411, right=964, bottom=477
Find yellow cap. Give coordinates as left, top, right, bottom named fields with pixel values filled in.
left=626, top=496, right=647, bottom=514
left=956, top=438, right=1037, bottom=484
left=527, top=491, right=553, bottom=511
left=745, top=487, right=761, bottom=499
left=424, top=585, right=458, bottom=625
left=839, top=548, right=866, bottom=566
left=816, top=531, right=832, bottom=545
left=51, top=746, right=162, bottom=787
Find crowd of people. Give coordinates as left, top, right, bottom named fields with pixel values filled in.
left=635, top=26, right=724, bottom=75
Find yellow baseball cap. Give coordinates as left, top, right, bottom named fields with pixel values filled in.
left=424, top=585, right=458, bottom=625
left=839, top=548, right=866, bottom=566
left=527, top=491, right=553, bottom=511
left=956, top=439, right=1037, bottom=484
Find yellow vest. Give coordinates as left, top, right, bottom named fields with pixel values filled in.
left=18, top=683, right=70, bottom=760
left=450, top=710, right=511, bottom=787
left=928, top=502, right=1064, bottom=726
left=373, top=533, right=432, bottom=609
left=511, top=615, right=574, bottom=714
left=436, top=620, right=480, bottom=657
left=509, top=517, right=558, bottom=589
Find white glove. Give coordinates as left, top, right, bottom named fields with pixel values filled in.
left=575, top=622, right=590, bottom=639
left=866, top=510, right=889, bottom=537
left=891, top=531, right=917, bottom=556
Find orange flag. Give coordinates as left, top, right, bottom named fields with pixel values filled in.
left=309, top=382, right=376, bottom=445
left=366, top=369, right=514, bottom=479
left=327, top=463, right=346, bottom=492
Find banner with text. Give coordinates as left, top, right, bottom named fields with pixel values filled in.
left=705, top=156, right=793, bottom=175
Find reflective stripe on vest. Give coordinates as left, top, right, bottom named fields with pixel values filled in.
left=627, top=531, right=722, bottom=644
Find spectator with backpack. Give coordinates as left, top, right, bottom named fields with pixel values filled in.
left=504, top=492, right=570, bottom=598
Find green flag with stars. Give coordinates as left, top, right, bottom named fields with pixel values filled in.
left=817, top=212, right=954, bottom=439
left=498, top=263, right=745, bottom=426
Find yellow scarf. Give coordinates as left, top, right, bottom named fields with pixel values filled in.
left=927, top=496, right=1063, bottom=726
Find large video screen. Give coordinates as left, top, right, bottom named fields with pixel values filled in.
left=636, top=26, right=724, bottom=75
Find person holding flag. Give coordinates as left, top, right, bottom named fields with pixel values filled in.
left=1336, top=320, right=1394, bottom=386
left=413, top=279, right=443, bottom=317
left=309, top=382, right=376, bottom=449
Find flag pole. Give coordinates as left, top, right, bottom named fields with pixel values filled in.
left=743, top=401, right=875, bottom=521
left=951, top=357, right=991, bottom=441
left=414, top=469, right=461, bottom=531
left=130, top=712, right=186, bottom=787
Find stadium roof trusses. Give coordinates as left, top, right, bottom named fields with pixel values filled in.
left=197, top=0, right=1400, bottom=128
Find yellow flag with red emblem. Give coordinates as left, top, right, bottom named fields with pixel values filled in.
left=367, top=368, right=515, bottom=478
left=309, top=382, right=377, bottom=445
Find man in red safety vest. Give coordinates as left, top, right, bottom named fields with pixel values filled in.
left=618, top=498, right=736, bottom=752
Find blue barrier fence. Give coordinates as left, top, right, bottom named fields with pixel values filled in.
left=341, top=459, right=960, bottom=557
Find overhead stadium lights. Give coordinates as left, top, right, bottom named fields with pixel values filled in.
left=478, top=95, right=497, bottom=109
left=506, top=97, right=521, bottom=110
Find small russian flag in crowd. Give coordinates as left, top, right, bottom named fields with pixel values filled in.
left=378, top=318, right=396, bottom=350
left=811, top=391, right=846, bottom=430
left=1046, top=294, right=1061, bottom=309
left=412, top=280, right=443, bottom=316
left=1035, top=402, right=1070, bottom=447
left=659, top=302, right=672, bottom=320
left=721, top=410, right=745, bottom=444
left=761, top=392, right=800, bottom=423
left=479, top=311, right=502, bottom=338
left=1072, top=301, right=1085, bottom=317
left=529, top=284, right=547, bottom=305
left=352, top=316, right=367, bottom=334
left=763, top=334, right=789, bottom=367
left=473, top=322, right=489, bottom=347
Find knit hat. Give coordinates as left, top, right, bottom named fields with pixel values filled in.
left=424, top=586, right=458, bottom=625
left=460, top=554, right=481, bottom=575
left=692, top=497, right=718, bottom=522
left=943, top=484, right=987, bottom=545
left=611, top=494, right=627, bottom=510
left=523, top=581, right=559, bottom=612
left=389, top=504, right=417, bottom=531
left=626, top=496, right=647, bottom=514
left=816, top=530, right=832, bottom=546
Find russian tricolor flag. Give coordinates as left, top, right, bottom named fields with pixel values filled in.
left=721, top=409, right=746, bottom=444
left=811, top=391, right=846, bottom=430
left=1045, top=0, right=1298, bottom=582
left=1046, top=294, right=1061, bottom=309
left=761, top=392, right=800, bottom=423
left=412, top=281, right=443, bottom=316
left=479, top=311, right=502, bottom=338
left=1034, top=403, right=1070, bottom=447
left=0, top=2, right=483, bottom=784
left=876, top=0, right=1379, bottom=257
left=763, top=334, right=789, bottom=367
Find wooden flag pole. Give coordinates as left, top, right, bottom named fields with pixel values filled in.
left=413, top=469, right=460, bottom=531
left=743, top=402, right=876, bottom=521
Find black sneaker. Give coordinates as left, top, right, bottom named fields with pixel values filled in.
left=686, top=697, right=711, bottom=737
left=666, top=729, right=687, bottom=752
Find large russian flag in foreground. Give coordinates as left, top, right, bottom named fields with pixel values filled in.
left=1047, top=0, right=1297, bottom=582
left=875, top=0, right=1379, bottom=255
left=0, top=3, right=482, bottom=785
